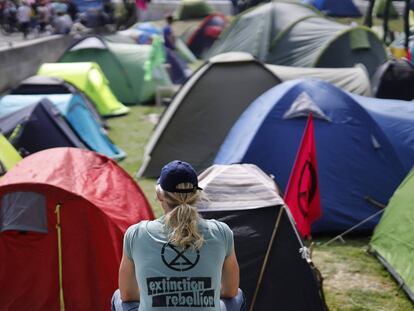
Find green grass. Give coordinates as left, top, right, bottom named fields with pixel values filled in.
left=107, top=104, right=414, bottom=311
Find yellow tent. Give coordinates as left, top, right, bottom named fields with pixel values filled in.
left=0, top=133, right=22, bottom=176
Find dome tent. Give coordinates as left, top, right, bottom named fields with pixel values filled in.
left=306, top=0, right=361, bottom=17
left=0, top=94, right=125, bottom=160
left=215, top=79, right=407, bottom=233
left=10, top=75, right=105, bottom=127
left=370, top=169, right=414, bottom=303
left=0, top=148, right=154, bottom=310
left=0, top=99, right=87, bottom=156
left=0, top=133, right=21, bottom=176
left=198, top=163, right=328, bottom=311
left=59, top=36, right=172, bottom=105
left=137, top=52, right=281, bottom=177
left=38, top=62, right=130, bottom=117
left=266, top=64, right=372, bottom=96
left=208, top=1, right=387, bottom=76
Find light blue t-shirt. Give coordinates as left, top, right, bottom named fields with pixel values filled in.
left=124, top=217, right=234, bottom=311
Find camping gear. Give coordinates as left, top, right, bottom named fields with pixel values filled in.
left=198, top=163, right=328, bottom=311
left=38, top=62, right=130, bottom=117
left=370, top=168, right=414, bottom=303
left=0, top=99, right=86, bottom=156
left=137, top=52, right=281, bottom=178
left=208, top=1, right=387, bottom=76
left=266, top=64, right=372, bottom=96
left=371, top=58, right=414, bottom=100
left=0, top=133, right=21, bottom=176
left=0, top=94, right=125, bottom=160
left=10, top=75, right=105, bottom=127
left=0, top=147, right=154, bottom=310
left=59, top=36, right=172, bottom=104
left=187, top=13, right=228, bottom=58
left=306, top=0, right=361, bottom=17
left=174, top=0, right=215, bottom=20
left=215, top=79, right=407, bottom=233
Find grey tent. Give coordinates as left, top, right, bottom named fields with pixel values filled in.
left=137, top=52, right=281, bottom=177
left=208, top=1, right=387, bottom=76
left=197, top=164, right=328, bottom=311
left=266, top=64, right=372, bottom=96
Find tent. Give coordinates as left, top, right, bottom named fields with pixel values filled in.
left=0, top=94, right=125, bottom=160
left=174, top=0, right=215, bottom=20
left=37, top=62, right=130, bottom=117
left=373, top=0, right=398, bottom=18
left=208, top=2, right=387, bottom=76
left=59, top=36, right=172, bottom=104
left=0, top=133, right=21, bottom=176
left=306, top=0, right=361, bottom=17
left=371, top=58, right=414, bottom=100
left=105, top=33, right=191, bottom=85
left=0, top=147, right=154, bottom=310
left=370, top=169, right=414, bottom=302
left=266, top=64, right=372, bottom=96
left=351, top=93, right=414, bottom=173
left=10, top=75, right=105, bottom=127
left=187, top=13, right=228, bottom=58
left=198, top=163, right=328, bottom=311
left=137, top=52, right=281, bottom=177
left=215, top=79, right=408, bottom=233
left=0, top=99, right=86, bottom=156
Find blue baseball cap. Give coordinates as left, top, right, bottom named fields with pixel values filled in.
left=158, top=160, right=202, bottom=193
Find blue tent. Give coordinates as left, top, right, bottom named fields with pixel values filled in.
left=352, top=94, right=414, bottom=173
left=305, top=0, right=361, bottom=17
left=0, top=94, right=125, bottom=160
left=215, top=79, right=407, bottom=233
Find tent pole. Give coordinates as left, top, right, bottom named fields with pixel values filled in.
left=322, top=209, right=385, bottom=247
left=249, top=207, right=284, bottom=311
left=55, top=203, right=65, bottom=311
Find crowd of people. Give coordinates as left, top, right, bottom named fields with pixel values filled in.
left=0, top=0, right=115, bottom=38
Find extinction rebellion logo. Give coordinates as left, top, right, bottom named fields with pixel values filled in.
left=145, top=243, right=215, bottom=308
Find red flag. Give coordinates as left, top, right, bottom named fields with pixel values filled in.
left=284, top=113, right=321, bottom=239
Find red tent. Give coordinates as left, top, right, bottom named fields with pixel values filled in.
left=0, top=148, right=154, bottom=310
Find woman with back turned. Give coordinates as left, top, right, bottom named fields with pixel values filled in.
left=112, top=160, right=245, bottom=311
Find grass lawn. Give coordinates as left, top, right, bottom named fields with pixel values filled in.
left=108, top=106, right=414, bottom=310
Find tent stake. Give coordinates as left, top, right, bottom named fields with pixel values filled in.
left=55, top=203, right=65, bottom=311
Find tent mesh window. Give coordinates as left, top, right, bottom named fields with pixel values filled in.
left=0, top=191, right=48, bottom=233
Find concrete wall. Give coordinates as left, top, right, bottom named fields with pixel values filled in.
left=0, top=35, right=74, bottom=94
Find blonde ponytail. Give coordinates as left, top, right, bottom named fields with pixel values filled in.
left=157, top=183, right=204, bottom=249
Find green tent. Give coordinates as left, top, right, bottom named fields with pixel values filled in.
left=59, top=36, right=172, bottom=105
left=38, top=62, right=130, bottom=117
left=370, top=169, right=414, bottom=302
left=0, top=133, right=22, bottom=176
left=174, top=0, right=215, bottom=20
left=208, top=1, right=387, bottom=76
left=373, top=0, right=398, bottom=18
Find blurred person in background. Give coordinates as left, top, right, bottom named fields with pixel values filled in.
left=163, top=14, right=175, bottom=50
left=17, top=0, right=31, bottom=37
